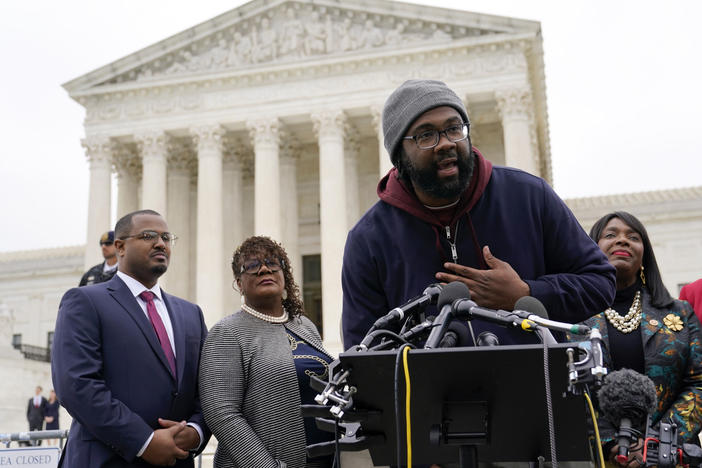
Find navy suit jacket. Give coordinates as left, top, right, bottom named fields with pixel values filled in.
left=52, top=275, right=211, bottom=467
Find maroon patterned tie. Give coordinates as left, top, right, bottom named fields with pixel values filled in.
left=139, top=291, right=176, bottom=377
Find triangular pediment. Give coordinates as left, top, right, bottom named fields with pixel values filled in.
left=63, top=0, right=540, bottom=94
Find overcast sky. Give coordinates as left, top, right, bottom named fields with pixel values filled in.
left=1, top=0, right=700, bottom=253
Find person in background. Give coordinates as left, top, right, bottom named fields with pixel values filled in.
left=200, top=236, right=334, bottom=468
left=584, top=211, right=702, bottom=466
left=27, top=385, right=47, bottom=446
left=44, top=389, right=60, bottom=446
left=680, top=278, right=702, bottom=322
left=79, top=230, right=118, bottom=286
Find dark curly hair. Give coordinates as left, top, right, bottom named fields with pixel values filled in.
left=589, top=211, right=673, bottom=309
left=231, top=236, right=304, bottom=318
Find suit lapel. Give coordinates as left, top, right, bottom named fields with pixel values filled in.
left=107, top=276, right=176, bottom=382
left=162, top=291, right=185, bottom=388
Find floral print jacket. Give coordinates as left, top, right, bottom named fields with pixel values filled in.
left=580, top=289, right=702, bottom=444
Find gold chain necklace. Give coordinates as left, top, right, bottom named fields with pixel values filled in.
left=241, top=303, right=289, bottom=323
left=604, top=290, right=642, bottom=333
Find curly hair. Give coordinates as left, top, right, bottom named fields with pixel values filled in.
left=231, top=236, right=304, bottom=318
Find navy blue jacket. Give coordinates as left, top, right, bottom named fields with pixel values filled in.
left=341, top=154, right=616, bottom=349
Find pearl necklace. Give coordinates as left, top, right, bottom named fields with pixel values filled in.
left=604, top=290, right=642, bottom=333
left=241, top=303, right=289, bottom=324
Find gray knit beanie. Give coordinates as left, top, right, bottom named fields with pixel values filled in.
left=382, top=79, right=469, bottom=167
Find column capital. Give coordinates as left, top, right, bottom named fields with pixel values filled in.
left=279, top=130, right=301, bottom=163
left=246, top=118, right=280, bottom=147
left=369, top=104, right=383, bottom=133
left=495, top=87, right=534, bottom=121
left=311, top=109, right=347, bottom=140
left=222, top=135, right=247, bottom=171
left=191, top=125, right=224, bottom=156
left=112, top=142, right=142, bottom=179
left=167, top=138, right=196, bottom=174
left=344, top=123, right=360, bottom=157
left=82, top=135, right=113, bottom=165
left=135, top=130, right=167, bottom=163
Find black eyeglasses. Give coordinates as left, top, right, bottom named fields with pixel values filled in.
left=240, top=258, right=285, bottom=275
left=119, top=230, right=177, bottom=246
left=100, top=241, right=114, bottom=246
left=403, top=122, right=469, bottom=149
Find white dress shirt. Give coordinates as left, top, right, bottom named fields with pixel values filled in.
left=114, top=271, right=202, bottom=456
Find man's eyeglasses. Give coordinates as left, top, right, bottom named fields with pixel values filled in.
left=100, top=241, right=114, bottom=246
left=403, top=122, right=469, bottom=150
left=240, top=258, right=285, bottom=275
left=119, top=231, right=177, bottom=246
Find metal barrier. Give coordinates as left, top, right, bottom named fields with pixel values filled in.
left=0, top=430, right=68, bottom=449
left=0, top=430, right=213, bottom=467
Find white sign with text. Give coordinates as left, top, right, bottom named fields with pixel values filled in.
left=0, top=447, right=60, bottom=467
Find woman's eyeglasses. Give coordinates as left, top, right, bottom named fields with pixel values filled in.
left=240, top=258, right=285, bottom=275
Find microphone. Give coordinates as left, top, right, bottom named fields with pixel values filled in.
left=371, top=283, right=443, bottom=330
left=438, top=321, right=472, bottom=348
left=597, top=369, right=657, bottom=464
left=424, top=282, right=470, bottom=349
left=400, top=317, right=435, bottom=343
left=476, top=331, right=499, bottom=347
left=451, top=299, right=529, bottom=330
left=513, top=296, right=591, bottom=335
left=513, top=296, right=557, bottom=345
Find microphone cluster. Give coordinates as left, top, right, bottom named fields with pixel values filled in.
left=357, top=280, right=591, bottom=351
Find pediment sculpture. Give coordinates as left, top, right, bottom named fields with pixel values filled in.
left=115, top=3, right=499, bottom=83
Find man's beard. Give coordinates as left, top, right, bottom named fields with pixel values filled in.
left=399, top=144, right=474, bottom=201
left=150, top=263, right=168, bottom=276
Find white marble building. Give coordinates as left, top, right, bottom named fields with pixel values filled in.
left=1, top=0, right=701, bottom=457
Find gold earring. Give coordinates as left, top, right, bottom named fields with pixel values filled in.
left=240, top=294, right=245, bottom=305
left=640, top=265, right=646, bottom=286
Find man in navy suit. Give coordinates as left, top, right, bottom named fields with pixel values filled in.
left=52, top=209, right=210, bottom=467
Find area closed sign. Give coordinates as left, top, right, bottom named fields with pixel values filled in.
left=0, top=448, right=60, bottom=467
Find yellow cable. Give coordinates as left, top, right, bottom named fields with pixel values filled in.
left=584, top=391, right=605, bottom=468
left=402, top=346, right=412, bottom=468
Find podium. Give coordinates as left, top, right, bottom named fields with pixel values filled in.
left=337, top=343, right=590, bottom=466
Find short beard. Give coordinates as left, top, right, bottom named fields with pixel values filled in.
left=150, top=264, right=168, bottom=277
left=398, top=142, right=474, bottom=201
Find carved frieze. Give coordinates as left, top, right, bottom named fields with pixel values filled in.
left=102, top=2, right=503, bottom=85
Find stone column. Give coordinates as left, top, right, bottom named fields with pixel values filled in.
left=166, top=142, right=194, bottom=300
left=222, top=136, right=246, bottom=315
left=136, top=130, right=168, bottom=216
left=279, top=133, right=302, bottom=288
left=495, top=88, right=539, bottom=176
left=247, top=119, right=281, bottom=240
left=312, top=110, right=347, bottom=349
left=112, top=143, right=141, bottom=219
left=371, top=105, right=394, bottom=178
left=82, top=135, right=113, bottom=269
left=344, top=128, right=360, bottom=229
left=192, top=125, right=224, bottom=326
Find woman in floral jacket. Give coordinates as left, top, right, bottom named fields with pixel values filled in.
left=584, top=211, right=702, bottom=465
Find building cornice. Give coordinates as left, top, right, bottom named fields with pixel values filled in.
left=565, top=186, right=702, bottom=210
left=0, top=245, right=85, bottom=263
